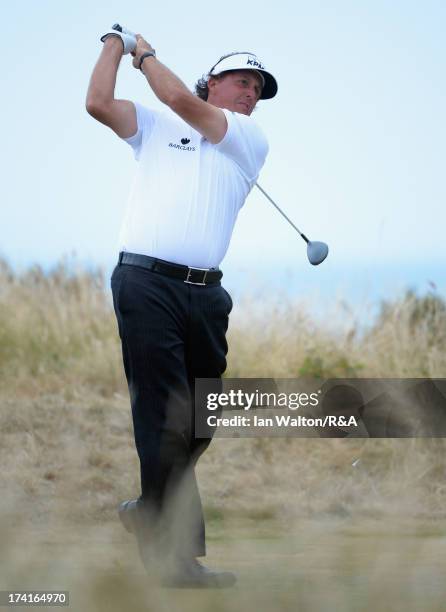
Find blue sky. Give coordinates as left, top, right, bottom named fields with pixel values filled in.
left=1, top=0, right=445, bottom=308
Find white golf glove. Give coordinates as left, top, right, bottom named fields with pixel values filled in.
left=100, top=26, right=136, bottom=55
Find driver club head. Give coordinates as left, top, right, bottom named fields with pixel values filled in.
left=307, top=241, right=329, bottom=266
left=254, top=184, right=329, bottom=266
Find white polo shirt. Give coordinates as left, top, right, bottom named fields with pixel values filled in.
left=117, top=102, right=268, bottom=268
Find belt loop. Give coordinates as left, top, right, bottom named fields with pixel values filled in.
left=118, top=251, right=124, bottom=265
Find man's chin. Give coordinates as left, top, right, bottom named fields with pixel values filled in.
left=235, top=104, right=251, bottom=116
left=218, top=103, right=252, bottom=116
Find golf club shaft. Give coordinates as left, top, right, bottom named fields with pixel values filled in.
left=255, top=183, right=309, bottom=244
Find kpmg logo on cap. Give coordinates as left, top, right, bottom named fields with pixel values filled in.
left=247, top=57, right=265, bottom=70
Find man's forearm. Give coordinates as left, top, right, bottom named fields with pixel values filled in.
left=86, top=38, right=124, bottom=108
left=132, top=35, right=225, bottom=143
left=140, top=56, right=192, bottom=108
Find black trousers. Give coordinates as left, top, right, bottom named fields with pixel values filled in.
left=110, top=260, right=232, bottom=558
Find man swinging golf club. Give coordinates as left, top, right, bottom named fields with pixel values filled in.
left=86, top=24, right=277, bottom=588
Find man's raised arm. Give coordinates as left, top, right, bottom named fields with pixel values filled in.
left=131, top=35, right=227, bottom=144
left=85, top=37, right=137, bottom=139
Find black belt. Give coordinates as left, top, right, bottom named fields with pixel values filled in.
left=118, top=251, right=223, bottom=286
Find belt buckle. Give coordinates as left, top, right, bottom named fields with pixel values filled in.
left=184, top=267, right=209, bottom=286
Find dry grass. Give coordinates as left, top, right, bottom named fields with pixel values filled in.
left=1, top=255, right=446, bottom=610
left=1, top=256, right=444, bottom=400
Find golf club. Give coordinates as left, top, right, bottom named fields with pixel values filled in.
left=255, top=183, right=329, bottom=265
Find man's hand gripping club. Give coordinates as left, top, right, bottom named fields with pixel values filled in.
left=100, top=23, right=156, bottom=70
left=100, top=23, right=137, bottom=55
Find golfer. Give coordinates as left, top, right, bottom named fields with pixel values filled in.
left=86, top=27, right=277, bottom=588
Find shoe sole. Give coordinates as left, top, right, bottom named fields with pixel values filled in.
left=118, top=501, right=137, bottom=534
left=161, top=572, right=237, bottom=589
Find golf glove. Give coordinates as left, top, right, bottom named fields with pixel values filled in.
left=100, top=29, right=136, bottom=55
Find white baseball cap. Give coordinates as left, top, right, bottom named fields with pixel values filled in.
left=208, top=52, right=278, bottom=100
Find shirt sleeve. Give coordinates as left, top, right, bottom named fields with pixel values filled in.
left=214, top=109, right=269, bottom=184
left=121, top=102, right=157, bottom=161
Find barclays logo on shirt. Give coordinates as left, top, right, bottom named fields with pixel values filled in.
left=169, top=138, right=196, bottom=152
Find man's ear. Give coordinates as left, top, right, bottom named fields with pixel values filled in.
left=208, top=76, right=218, bottom=92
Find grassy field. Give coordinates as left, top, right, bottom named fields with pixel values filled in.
left=1, top=256, right=446, bottom=611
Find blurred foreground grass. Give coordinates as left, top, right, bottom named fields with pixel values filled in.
left=1, top=256, right=446, bottom=611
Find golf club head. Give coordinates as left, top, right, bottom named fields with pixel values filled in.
left=307, top=241, right=329, bottom=265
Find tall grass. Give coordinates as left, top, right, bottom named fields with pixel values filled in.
left=1, top=253, right=445, bottom=518
left=1, top=256, right=445, bottom=397
left=1, top=256, right=446, bottom=610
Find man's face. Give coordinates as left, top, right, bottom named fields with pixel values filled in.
left=207, top=70, right=263, bottom=116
